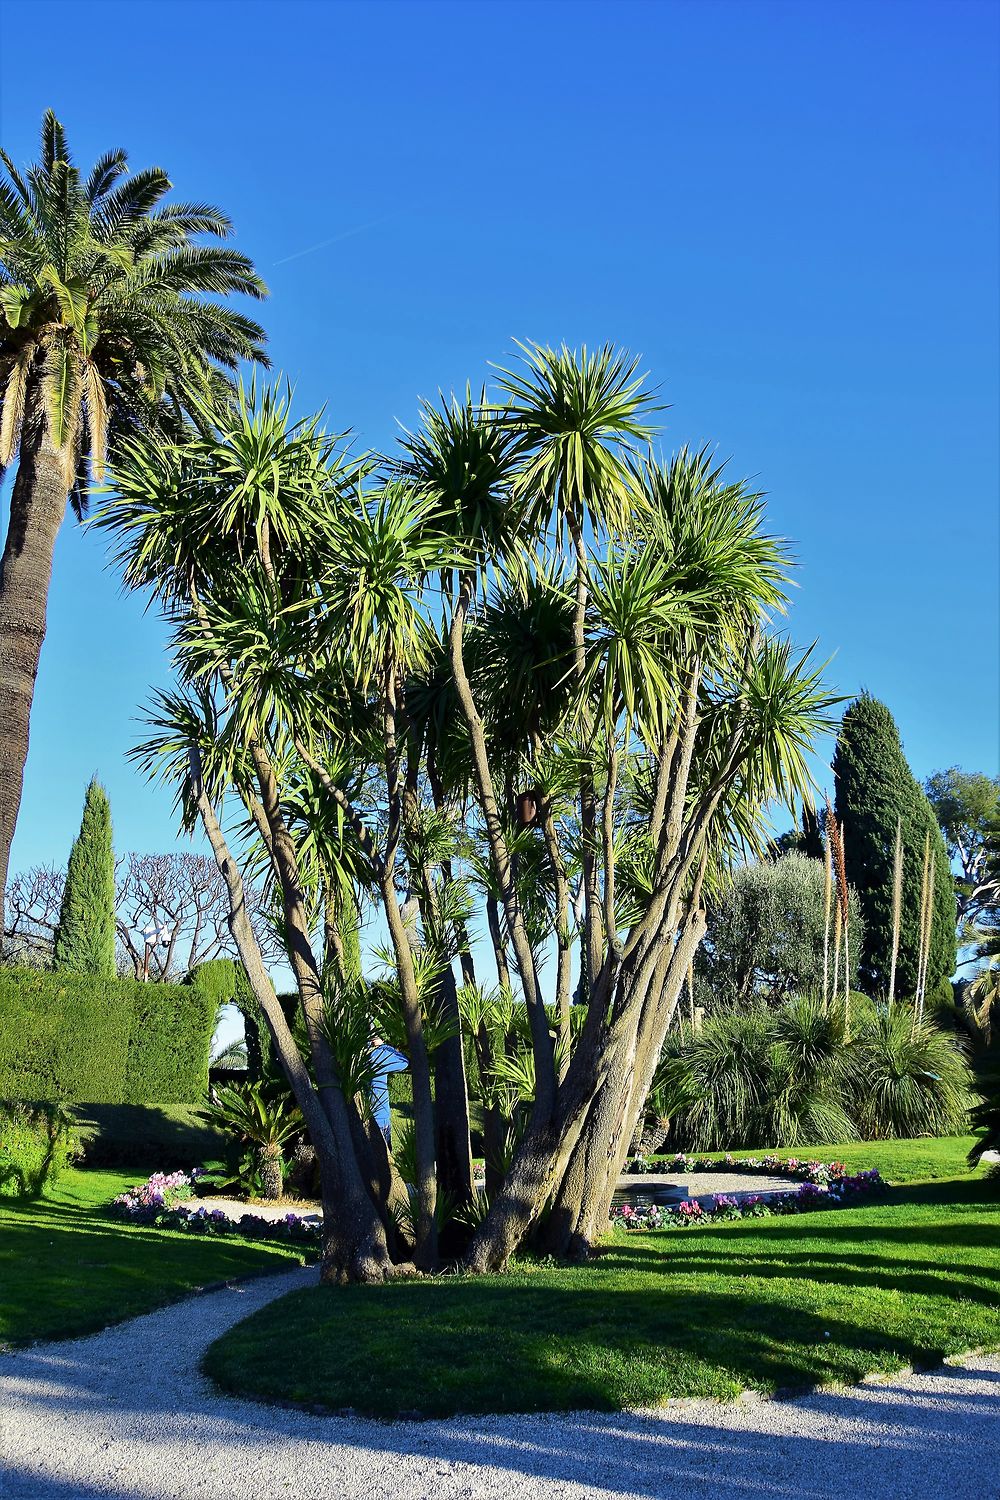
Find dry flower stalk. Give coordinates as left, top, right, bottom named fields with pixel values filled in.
left=888, top=815, right=903, bottom=1005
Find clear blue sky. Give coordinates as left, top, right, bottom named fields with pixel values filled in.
left=1, top=0, right=997, bottom=881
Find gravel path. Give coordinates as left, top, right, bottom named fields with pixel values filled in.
left=617, top=1170, right=796, bottom=1201
left=1, top=1266, right=998, bottom=1500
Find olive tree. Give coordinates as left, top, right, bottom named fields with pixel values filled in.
left=699, top=851, right=862, bottom=1007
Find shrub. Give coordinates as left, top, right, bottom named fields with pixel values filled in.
left=53, top=778, right=116, bottom=976
left=969, top=1068, right=1000, bottom=1176
left=844, top=1007, right=975, bottom=1139
left=661, top=998, right=855, bottom=1151
left=699, top=853, right=863, bottom=1007
left=834, top=695, right=957, bottom=996
left=659, top=994, right=974, bottom=1150
left=0, top=1100, right=81, bottom=1198
left=189, top=959, right=239, bottom=1006
left=200, top=1081, right=303, bottom=1201
left=0, top=968, right=215, bottom=1104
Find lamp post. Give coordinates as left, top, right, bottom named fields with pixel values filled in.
left=140, top=921, right=173, bottom=982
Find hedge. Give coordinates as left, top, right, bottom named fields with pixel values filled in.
left=0, top=1100, right=81, bottom=1198
left=0, top=967, right=216, bottom=1105
left=77, top=1103, right=225, bottom=1171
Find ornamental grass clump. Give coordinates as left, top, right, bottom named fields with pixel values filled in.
left=657, top=992, right=973, bottom=1150
left=659, top=995, right=856, bottom=1151
left=844, top=1007, right=974, bottom=1140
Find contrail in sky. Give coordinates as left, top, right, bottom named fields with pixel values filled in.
left=272, top=216, right=394, bottom=267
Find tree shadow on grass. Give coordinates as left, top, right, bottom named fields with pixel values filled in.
left=199, top=1273, right=1000, bottom=1421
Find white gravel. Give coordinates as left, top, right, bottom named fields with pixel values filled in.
left=194, top=1171, right=797, bottom=1229
left=1, top=1265, right=998, bottom=1500
left=617, top=1170, right=796, bottom=1202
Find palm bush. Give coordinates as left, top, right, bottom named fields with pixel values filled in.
left=969, top=1069, right=1000, bottom=1176
left=200, top=1082, right=301, bottom=1201
left=767, top=995, right=857, bottom=1146
left=844, top=1007, right=974, bottom=1140
left=658, top=1006, right=776, bottom=1150
left=656, top=995, right=972, bottom=1151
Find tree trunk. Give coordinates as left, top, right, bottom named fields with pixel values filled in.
left=0, top=384, right=69, bottom=937
left=190, top=748, right=399, bottom=1284
left=258, top=1143, right=284, bottom=1201
left=434, top=965, right=475, bottom=1205
left=543, top=907, right=707, bottom=1258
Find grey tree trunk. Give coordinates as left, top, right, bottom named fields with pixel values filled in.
left=0, top=381, right=69, bottom=939
left=258, top=1144, right=284, bottom=1201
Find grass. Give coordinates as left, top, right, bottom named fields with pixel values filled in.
left=674, top=1134, right=979, bottom=1184
left=205, top=1144, right=1000, bottom=1418
left=0, top=1168, right=306, bottom=1346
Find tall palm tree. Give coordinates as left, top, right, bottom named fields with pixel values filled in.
left=495, top=344, right=658, bottom=995
left=0, top=110, right=267, bottom=932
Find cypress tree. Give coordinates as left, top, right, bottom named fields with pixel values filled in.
left=833, top=695, right=956, bottom=997
left=54, top=777, right=117, bottom=976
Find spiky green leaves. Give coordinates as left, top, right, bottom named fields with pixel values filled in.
left=495, top=342, right=658, bottom=536
left=0, top=110, right=267, bottom=504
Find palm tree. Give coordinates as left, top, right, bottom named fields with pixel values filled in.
left=495, top=344, right=658, bottom=1002
left=0, top=110, right=267, bottom=931
left=202, top=1081, right=301, bottom=1201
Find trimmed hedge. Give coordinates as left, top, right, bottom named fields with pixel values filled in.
left=0, top=1101, right=81, bottom=1199
left=78, top=1103, right=225, bottom=1171
left=0, top=967, right=216, bottom=1105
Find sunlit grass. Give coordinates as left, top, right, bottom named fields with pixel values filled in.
left=0, top=1168, right=305, bottom=1345
left=205, top=1160, right=1000, bottom=1416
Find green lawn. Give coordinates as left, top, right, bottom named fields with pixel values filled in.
left=205, top=1158, right=1000, bottom=1418
left=0, top=1168, right=306, bottom=1346
left=682, top=1134, right=979, bottom=1184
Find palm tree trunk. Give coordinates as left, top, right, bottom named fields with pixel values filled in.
left=0, top=388, right=69, bottom=938
left=258, top=1144, right=284, bottom=1201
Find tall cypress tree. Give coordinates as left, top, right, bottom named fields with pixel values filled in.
left=54, top=777, right=117, bottom=976
left=833, top=695, right=956, bottom=997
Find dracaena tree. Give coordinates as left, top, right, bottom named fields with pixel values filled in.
left=0, top=110, right=267, bottom=933
left=99, top=348, right=836, bottom=1284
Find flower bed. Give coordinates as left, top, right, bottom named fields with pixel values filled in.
left=625, top=1151, right=854, bottom=1185
left=612, top=1165, right=883, bottom=1232
left=109, top=1171, right=321, bottom=1252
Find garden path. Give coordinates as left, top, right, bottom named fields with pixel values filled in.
left=1, top=1265, right=997, bottom=1499
left=617, top=1169, right=794, bottom=1201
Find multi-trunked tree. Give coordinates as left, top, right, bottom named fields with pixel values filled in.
left=98, top=347, right=836, bottom=1282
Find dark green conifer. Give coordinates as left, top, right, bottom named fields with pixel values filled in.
left=54, top=778, right=116, bottom=976
left=833, top=696, right=956, bottom=996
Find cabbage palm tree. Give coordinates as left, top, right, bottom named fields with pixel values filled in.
left=0, top=111, right=267, bottom=931
left=202, top=1081, right=301, bottom=1201
left=102, top=364, right=839, bottom=1282
left=496, top=345, right=658, bottom=1003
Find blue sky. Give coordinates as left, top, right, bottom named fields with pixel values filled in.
left=1, top=0, right=998, bottom=884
